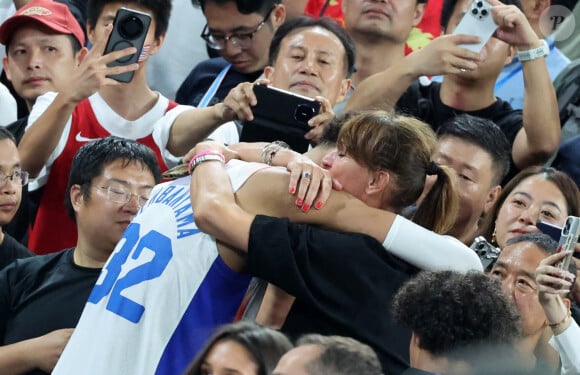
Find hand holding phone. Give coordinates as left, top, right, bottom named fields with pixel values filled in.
left=453, top=0, right=498, bottom=52
left=554, top=216, right=580, bottom=270
left=240, top=84, right=321, bottom=153
left=103, top=7, right=151, bottom=83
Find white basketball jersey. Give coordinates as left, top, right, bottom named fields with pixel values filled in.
left=53, top=160, right=267, bottom=375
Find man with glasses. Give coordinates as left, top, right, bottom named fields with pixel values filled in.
left=0, top=128, right=32, bottom=271
left=176, top=0, right=286, bottom=108
left=0, top=136, right=160, bottom=374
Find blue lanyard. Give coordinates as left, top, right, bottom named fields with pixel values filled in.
left=198, top=63, right=232, bottom=108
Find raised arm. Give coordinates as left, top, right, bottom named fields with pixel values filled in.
left=345, top=34, right=482, bottom=111
left=191, top=143, right=482, bottom=273
left=488, top=0, right=560, bottom=167
left=18, top=28, right=137, bottom=177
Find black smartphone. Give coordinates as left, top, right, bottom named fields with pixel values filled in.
left=537, top=220, right=580, bottom=259
left=240, top=84, right=321, bottom=153
left=103, top=7, right=151, bottom=83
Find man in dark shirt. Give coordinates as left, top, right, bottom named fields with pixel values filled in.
left=176, top=0, right=286, bottom=107
left=0, top=128, right=32, bottom=270
left=0, top=137, right=159, bottom=374
left=345, top=0, right=560, bottom=183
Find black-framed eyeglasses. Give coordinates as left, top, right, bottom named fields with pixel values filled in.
left=0, top=171, right=29, bottom=187
left=200, top=6, right=275, bottom=50
left=94, top=184, right=151, bottom=208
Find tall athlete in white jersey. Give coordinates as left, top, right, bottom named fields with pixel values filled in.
left=53, top=160, right=266, bottom=375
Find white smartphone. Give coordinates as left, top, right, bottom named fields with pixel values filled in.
left=555, top=216, right=580, bottom=270
left=453, top=0, right=498, bottom=53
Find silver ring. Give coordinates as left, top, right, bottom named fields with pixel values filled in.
left=460, top=68, right=467, bottom=73
left=302, top=171, right=312, bottom=180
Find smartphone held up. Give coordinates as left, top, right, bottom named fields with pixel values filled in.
left=103, top=7, right=151, bottom=83
left=552, top=217, right=580, bottom=270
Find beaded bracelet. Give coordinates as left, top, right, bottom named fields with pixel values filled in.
left=188, top=150, right=225, bottom=174
left=261, top=141, right=290, bottom=166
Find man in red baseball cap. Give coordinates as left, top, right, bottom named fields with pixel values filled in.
left=1, top=0, right=85, bottom=115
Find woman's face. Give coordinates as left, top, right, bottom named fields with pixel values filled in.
left=201, top=339, right=258, bottom=375
left=494, top=175, right=569, bottom=247
left=321, top=147, right=371, bottom=203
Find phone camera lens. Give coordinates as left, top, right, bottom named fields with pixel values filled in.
left=294, top=104, right=317, bottom=123
left=119, top=15, right=144, bottom=39
left=477, top=1, right=483, bottom=7
left=472, top=8, right=479, bottom=15
left=481, top=9, right=488, bottom=16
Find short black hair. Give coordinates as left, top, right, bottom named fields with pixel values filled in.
left=193, top=0, right=281, bottom=16
left=0, top=127, right=16, bottom=144
left=296, top=334, right=382, bottom=375
left=87, top=0, right=172, bottom=39
left=393, top=270, right=520, bottom=361
left=318, top=111, right=361, bottom=147
left=268, top=16, right=356, bottom=78
left=437, top=114, right=511, bottom=186
left=64, top=136, right=161, bottom=221
left=441, top=0, right=524, bottom=31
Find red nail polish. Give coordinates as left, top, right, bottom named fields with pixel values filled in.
left=315, top=202, right=323, bottom=209
left=302, top=204, right=310, bottom=212
left=290, top=187, right=296, bottom=194
left=296, top=198, right=303, bottom=206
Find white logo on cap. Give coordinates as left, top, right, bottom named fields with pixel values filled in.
left=20, top=7, right=52, bottom=16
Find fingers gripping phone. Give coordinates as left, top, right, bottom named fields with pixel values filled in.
left=551, top=217, right=580, bottom=270
left=453, top=0, right=498, bottom=52
left=240, top=84, right=321, bottom=153
left=103, top=7, right=151, bottom=83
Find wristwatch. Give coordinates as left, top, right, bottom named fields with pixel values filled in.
left=516, top=39, right=549, bottom=62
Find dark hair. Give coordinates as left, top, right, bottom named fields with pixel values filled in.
left=0, top=127, right=16, bottom=144
left=185, top=321, right=292, bottom=375
left=268, top=16, right=356, bottom=78
left=296, top=334, right=382, bottom=375
left=339, top=110, right=459, bottom=234
left=318, top=111, right=360, bottom=147
left=437, top=114, right=511, bottom=186
left=64, top=136, right=161, bottom=221
left=193, top=0, right=281, bottom=16
left=441, top=0, right=523, bottom=31
left=87, top=0, right=172, bottom=39
left=393, top=270, right=521, bottom=361
left=480, top=166, right=580, bottom=244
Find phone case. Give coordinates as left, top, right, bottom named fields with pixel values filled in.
left=103, top=7, right=152, bottom=83
left=555, top=216, right=580, bottom=270
left=453, top=0, right=498, bottom=53
left=240, top=84, right=321, bottom=153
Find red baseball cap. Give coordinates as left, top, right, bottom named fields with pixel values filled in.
left=0, top=0, right=85, bottom=46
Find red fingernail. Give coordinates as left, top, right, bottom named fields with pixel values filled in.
left=296, top=198, right=303, bottom=206
left=302, top=204, right=310, bottom=212
left=290, top=187, right=296, bottom=194
left=315, top=202, right=323, bottom=209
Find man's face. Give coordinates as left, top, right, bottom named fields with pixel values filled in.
left=87, top=2, right=162, bottom=64
left=0, top=139, right=22, bottom=226
left=434, top=136, right=499, bottom=232
left=73, top=159, right=155, bottom=253
left=2, top=25, right=78, bottom=107
left=444, top=0, right=512, bottom=80
left=203, top=1, right=284, bottom=74
left=273, top=344, right=322, bottom=375
left=490, top=242, right=547, bottom=337
left=342, top=0, right=424, bottom=44
left=264, top=26, right=350, bottom=106
left=495, top=175, right=568, bottom=248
